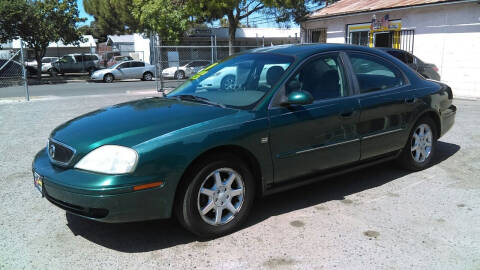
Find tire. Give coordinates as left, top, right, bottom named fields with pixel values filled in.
left=398, top=117, right=437, bottom=171
left=87, top=67, right=96, bottom=76
left=48, top=68, right=58, bottom=76
left=174, top=154, right=255, bottom=238
left=220, top=75, right=235, bottom=90
left=103, top=73, right=114, bottom=83
left=142, top=72, right=153, bottom=81
left=174, top=70, right=185, bottom=80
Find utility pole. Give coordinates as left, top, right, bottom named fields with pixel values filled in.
left=19, top=38, right=29, bottom=101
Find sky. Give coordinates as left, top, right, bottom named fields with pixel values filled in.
left=77, top=0, right=94, bottom=26
left=76, top=0, right=322, bottom=28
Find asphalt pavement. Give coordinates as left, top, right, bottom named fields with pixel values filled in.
left=0, top=80, right=158, bottom=99
left=0, top=94, right=479, bottom=269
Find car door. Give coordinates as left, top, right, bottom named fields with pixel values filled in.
left=346, top=51, right=419, bottom=160
left=130, top=61, right=145, bottom=78
left=114, top=62, right=131, bottom=79
left=58, top=56, right=75, bottom=73
left=268, top=52, right=361, bottom=183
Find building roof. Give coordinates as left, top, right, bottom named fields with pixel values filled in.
left=5, top=35, right=96, bottom=49
left=307, top=0, right=468, bottom=19
left=188, top=27, right=300, bottom=39
left=107, top=35, right=135, bottom=44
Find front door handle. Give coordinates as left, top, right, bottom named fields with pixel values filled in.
left=340, top=111, right=355, bottom=118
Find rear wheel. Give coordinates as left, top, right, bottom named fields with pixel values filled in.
left=175, top=155, right=255, bottom=238
left=87, top=67, right=96, bottom=76
left=103, top=73, right=114, bottom=83
left=398, top=117, right=437, bottom=171
left=142, top=72, right=153, bottom=81
left=48, top=68, right=58, bottom=76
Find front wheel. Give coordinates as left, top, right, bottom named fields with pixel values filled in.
left=103, top=73, right=114, bottom=83
left=220, top=75, right=235, bottom=90
left=398, top=117, right=437, bottom=171
left=175, top=155, right=255, bottom=238
left=174, top=70, right=185, bottom=80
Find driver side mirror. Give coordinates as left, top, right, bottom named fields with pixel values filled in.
left=281, top=90, right=314, bottom=106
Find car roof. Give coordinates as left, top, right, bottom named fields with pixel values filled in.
left=248, top=43, right=384, bottom=59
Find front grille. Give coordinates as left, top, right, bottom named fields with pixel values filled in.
left=48, top=139, right=75, bottom=166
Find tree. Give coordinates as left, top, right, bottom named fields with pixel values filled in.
left=187, top=0, right=313, bottom=55
left=0, top=0, right=85, bottom=80
left=132, top=0, right=191, bottom=44
left=83, top=0, right=141, bottom=39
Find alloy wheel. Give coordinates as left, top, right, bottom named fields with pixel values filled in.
left=411, top=123, right=433, bottom=163
left=197, top=168, right=245, bottom=226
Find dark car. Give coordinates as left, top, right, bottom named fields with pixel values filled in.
left=32, top=44, right=456, bottom=237
left=50, top=54, right=101, bottom=75
left=377, top=48, right=440, bottom=81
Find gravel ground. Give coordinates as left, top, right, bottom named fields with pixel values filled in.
left=0, top=94, right=479, bottom=269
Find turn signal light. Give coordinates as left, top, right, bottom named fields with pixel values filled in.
left=133, top=181, right=163, bottom=191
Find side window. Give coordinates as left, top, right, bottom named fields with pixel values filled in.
left=132, top=62, right=145, bottom=67
left=404, top=53, right=414, bottom=64
left=117, top=62, right=130, bottom=69
left=285, top=54, right=346, bottom=101
left=348, top=52, right=405, bottom=93
left=74, top=55, right=83, bottom=62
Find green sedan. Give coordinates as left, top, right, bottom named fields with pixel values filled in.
left=33, top=44, right=456, bottom=237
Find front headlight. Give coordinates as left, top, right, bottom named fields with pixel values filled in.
left=74, top=145, right=138, bottom=174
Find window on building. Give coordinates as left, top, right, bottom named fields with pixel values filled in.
left=350, top=31, right=369, bottom=46
left=311, top=28, right=327, bottom=43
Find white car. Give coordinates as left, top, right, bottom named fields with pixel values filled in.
left=25, top=57, right=59, bottom=73
left=90, top=61, right=155, bottom=83
left=162, top=60, right=211, bottom=79
left=197, top=63, right=290, bottom=90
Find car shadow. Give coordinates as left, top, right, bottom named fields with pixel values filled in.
left=66, top=141, right=460, bottom=253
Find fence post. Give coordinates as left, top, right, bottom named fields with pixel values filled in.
left=19, top=38, right=29, bottom=101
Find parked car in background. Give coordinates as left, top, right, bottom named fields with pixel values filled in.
left=33, top=44, right=456, bottom=237
left=90, top=61, right=155, bottom=82
left=25, top=57, right=59, bottom=73
left=377, top=48, right=440, bottom=81
left=107, top=55, right=134, bottom=67
left=50, top=54, right=101, bottom=75
left=162, top=60, right=211, bottom=79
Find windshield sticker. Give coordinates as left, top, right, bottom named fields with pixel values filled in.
left=191, top=62, right=218, bottom=80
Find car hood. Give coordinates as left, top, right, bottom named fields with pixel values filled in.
left=93, top=68, right=115, bottom=75
left=50, top=97, right=238, bottom=157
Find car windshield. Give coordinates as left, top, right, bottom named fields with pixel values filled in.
left=167, top=53, right=294, bottom=109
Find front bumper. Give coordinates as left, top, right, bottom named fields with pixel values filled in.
left=90, top=73, right=104, bottom=81
left=32, top=149, right=174, bottom=223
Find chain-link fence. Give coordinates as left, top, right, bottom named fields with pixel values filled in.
left=0, top=49, right=25, bottom=88
left=151, top=44, right=261, bottom=91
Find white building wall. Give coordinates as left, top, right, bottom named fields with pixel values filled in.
left=302, top=1, right=480, bottom=98
left=133, top=34, right=150, bottom=64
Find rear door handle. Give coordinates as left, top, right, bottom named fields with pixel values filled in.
left=404, top=97, right=416, bottom=104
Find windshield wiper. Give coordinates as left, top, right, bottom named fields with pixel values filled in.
left=174, top=94, right=226, bottom=108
